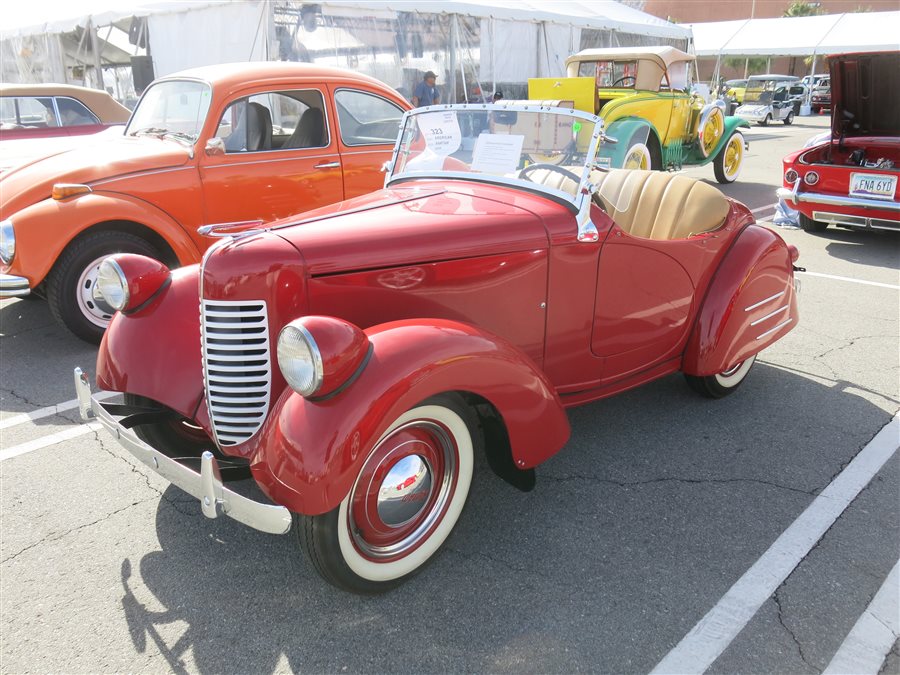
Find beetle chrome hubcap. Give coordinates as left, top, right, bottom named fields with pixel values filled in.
left=349, top=421, right=457, bottom=561
left=77, top=255, right=116, bottom=327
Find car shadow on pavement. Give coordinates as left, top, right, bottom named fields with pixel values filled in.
left=116, top=362, right=896, bottom=674
left=810, top=228, right=900, bottom=270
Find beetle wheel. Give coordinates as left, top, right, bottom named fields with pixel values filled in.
left=295, top=393, right=477, bottom=594
left=685, top=355, right=757, bottom=399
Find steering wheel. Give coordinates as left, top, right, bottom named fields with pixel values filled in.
left=518, top=163, right=581, bottom=185
left=612, top=76, right=636, bottom=87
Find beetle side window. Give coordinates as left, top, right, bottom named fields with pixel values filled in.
left=214, top=89, right=328, bottom=153
left=0, top=96, right=57, bottom=128
left=55, top=97, right=100, bottom=126
left=334, top=89, right=404, bottom=146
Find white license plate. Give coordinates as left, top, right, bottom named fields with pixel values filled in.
left=849, top=172, right=897, bottom=201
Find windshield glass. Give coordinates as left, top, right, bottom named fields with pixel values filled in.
left=387, top=105, right=603, bottom=204
left=126, top=80, right=212, bottom=142
left=743, top=80, right=794, bottom=104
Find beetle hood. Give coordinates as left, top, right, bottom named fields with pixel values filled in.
left=0, top=135, right=191, bottom=215
left=270, top=182, right=555, bottom=275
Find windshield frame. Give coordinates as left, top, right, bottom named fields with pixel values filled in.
left=384, top=103, right=605, bottom=214
left=125, top=77, right=213, bottom=145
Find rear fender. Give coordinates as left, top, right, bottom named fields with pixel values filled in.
left=683, top=224, right=798, bottom=376
left=7, top=191, right=201, bottom=287
left=253, top=319, right=570, bottom=516
left=96, top=265, right=206, bottom=425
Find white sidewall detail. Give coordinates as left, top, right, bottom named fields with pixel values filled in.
left=715, top=354, right=756, bottom=388
left=724, top=132, right=744, bottom=182
left=625, top=142, right=651, bottom=170
left=337, top=403, right=474, bottom=582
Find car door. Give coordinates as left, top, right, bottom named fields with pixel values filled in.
left=330, top=87, right=406, bottom=199
left=199, top=86, right=343, bottom=226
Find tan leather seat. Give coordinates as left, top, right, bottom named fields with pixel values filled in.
left=529, top=168, right=730, bottom=240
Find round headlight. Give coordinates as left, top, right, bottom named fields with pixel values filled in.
left=277, top=323, right=323, bottom=397
left=96, top=258, right=129, bottom=311
left=0, top=220, right=15, bottom=265
left=784, top=169, right=799, bottom=184
left=804, top=171, right=819, bottom=185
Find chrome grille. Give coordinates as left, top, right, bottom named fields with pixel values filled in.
left=201, top=300, right=271, bottom=446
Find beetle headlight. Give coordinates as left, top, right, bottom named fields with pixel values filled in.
left=278, top=323, right=324, bottom=397
left=96, top=258, right=129, bottom=311
left=278, top=316, right=370, bottom=399
left=0, top=219, right=15, bottom=265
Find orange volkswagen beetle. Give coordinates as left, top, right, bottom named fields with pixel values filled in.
left=0, top=62, right=410, bottom=342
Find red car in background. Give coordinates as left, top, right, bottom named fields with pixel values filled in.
left=778, top=51, right=899, bottom=233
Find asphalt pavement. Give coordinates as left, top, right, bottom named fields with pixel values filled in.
left=1, top=113, right=898, bottom=674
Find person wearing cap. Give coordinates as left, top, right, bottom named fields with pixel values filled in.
left=412, top=71, right=441, bottom=107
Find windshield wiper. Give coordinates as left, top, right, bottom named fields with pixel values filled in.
left=130, top=127, right=168, bottom=137
left=162, top=131, right=196, bottom=144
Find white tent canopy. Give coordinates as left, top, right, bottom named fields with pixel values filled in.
left=689, top=11, right=900, bottom=57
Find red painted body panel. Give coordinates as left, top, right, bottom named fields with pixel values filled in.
left=683, top=224, right=799, bottom=376
left=98, top=266, right=205, bottom=420
left=252, top=320, right=569, bottom=515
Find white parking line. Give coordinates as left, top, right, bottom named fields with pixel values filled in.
left=823, top=560, right=900, bottom=675
left=0, top=422, right=101, bottom=462
left=651, top=414, right=900, bottom=675
left=797, top=271, right=900, bottom=291
left=0, top=392, right=116, bottom=431
left=750, top=203, right=777, bottom=215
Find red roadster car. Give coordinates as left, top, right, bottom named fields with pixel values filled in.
left=778, top=51, right=899, bottom=233
left=75, top=103, right=800, bottom=593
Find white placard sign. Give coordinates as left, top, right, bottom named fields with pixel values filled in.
left=471, top=134, right=525, bottom=174
left=417, top=111, right=461, bottom=156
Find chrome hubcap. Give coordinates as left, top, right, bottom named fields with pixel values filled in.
left=377, top=455, right=433, bottom=526
left=77, top=255, right=116, bottom=327
left=349, top=421, right=457, bottom=561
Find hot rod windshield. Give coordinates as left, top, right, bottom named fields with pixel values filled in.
left=386, top=104, right=604, bottom=207
left=126, top=79, right=212, bottom=142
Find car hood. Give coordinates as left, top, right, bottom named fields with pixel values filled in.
left=830, top=51, right=900, bottom=139
left=0, top=135, right=191, bottom=215
left=271, top=181, right=555, bottom=276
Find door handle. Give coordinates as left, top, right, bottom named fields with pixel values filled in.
left=314, top=161, right=340, bottom=169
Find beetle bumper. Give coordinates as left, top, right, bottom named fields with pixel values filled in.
left=74, top=367, right=292, bottom=535
left=0, top=273, right=31, bottom=297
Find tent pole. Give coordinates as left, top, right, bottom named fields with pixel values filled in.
left=449, top=13, right=458, bottom=103
left=90, top=20, right=104, bottom=90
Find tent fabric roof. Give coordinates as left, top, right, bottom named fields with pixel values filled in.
left=4, top=0, right=692, bottom=41
left=689, top=11, right=900, bottom=57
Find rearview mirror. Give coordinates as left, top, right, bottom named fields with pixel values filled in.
left=205, top=137, right=225, bottom=156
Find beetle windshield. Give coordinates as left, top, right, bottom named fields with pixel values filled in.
left=387, top=105, right=604, bottom=204
left=126, top=80, right=212, bottom=143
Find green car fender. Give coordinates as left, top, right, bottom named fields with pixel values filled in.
left=684, top=116, right=750, bottom=166
left=596, top=118, right=657, bottom=168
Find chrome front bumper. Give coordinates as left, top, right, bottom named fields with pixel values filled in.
left=0, top=273, right=31, bottom=297
left=777, top=186, right=900, bottom=213
left=74, top=367, right=292, bottom=535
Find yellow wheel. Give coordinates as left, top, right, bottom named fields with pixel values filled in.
left=623, top=142, right=651, bottom=170
left=698, top=107, right=725, bottom=159
left=714, top=131, right=744, bottom=184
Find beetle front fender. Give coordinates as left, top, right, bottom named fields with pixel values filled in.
left=252, top=319, right=570, bottom=516
left=683, top=224, right=798, bottom=377
left=5, top=191, right=201, bottom=287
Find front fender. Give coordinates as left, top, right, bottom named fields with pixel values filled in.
left=96, top=265, right=206, bottom=425
left=597, top=118, right=656, bottom=168
left=4, top=191, right=201, bottom=287
left=253, top=319, right=570, bottom=516
left=685, top=116, right=750, bottom=166
left=683, top=224, right=798, bottom=376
